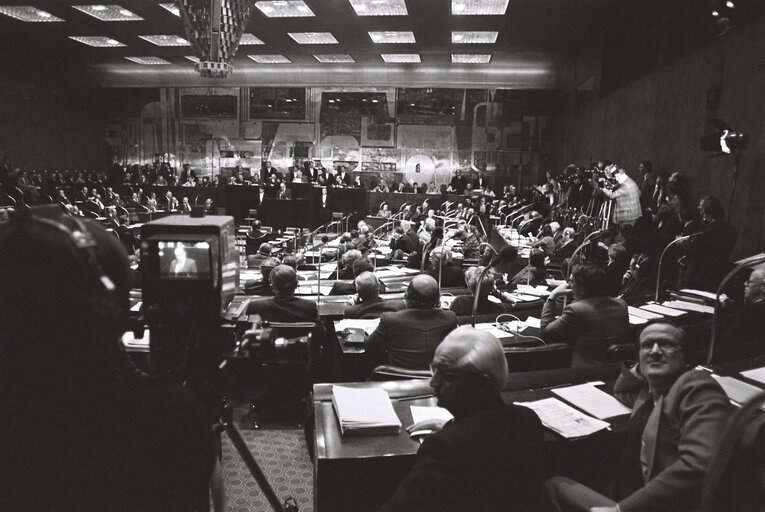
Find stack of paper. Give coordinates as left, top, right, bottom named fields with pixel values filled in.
left=551, top=383, right=631, bottom=419
left=334, top=318, right=380, bottom=335
left=639, top=303, right=686, bottom=317
left=332, top=386, right=402, bottom=435
left=515, top=398, right=611, bottom=439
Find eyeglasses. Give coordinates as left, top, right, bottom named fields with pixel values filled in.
left=429, top=363, right=465, bottom=380
left=639, top=340, right=682, bottom=354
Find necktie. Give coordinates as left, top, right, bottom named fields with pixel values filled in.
left=613, top=396, right=655, bottom=499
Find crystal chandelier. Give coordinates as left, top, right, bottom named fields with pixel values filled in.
left=176, top=0, right=256, bottom=78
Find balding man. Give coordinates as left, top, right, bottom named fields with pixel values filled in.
left=243, top=256, right=280, bottom=296
left=426, top=247, right=466, bottom=288
left=365, top=275, right=458, bottom=370
left=246, top=265, right=317, bottom=323
left=344, top=272, right=406, bottom=319
left=718, top=268, right=765, bottom=351
left=380, top=327, right=543, bottom=512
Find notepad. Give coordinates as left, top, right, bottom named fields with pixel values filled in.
left=332, top=386, right=402, bottom=436
left=639, top=303, right=686, bottom=317
left=515, top=398, right=611, bottom=439
left=551, top=383, right=631, bottom=420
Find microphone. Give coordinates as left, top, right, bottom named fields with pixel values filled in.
left=567, top=228, right=609, bottom=276
left=654, top=232, right=702, bottom=302
left=473, top=246, right=518, bottom=327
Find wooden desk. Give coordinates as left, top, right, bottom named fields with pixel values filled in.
left=313, top=366, right=628, bottom=512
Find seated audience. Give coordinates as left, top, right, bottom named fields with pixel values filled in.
left=605, top=243, right=630, bottom=296
left=365, top=275, right=458, bottom=370
left=545, top=319, right=732, bottom=512
left=243, top=257, right=280, bottom=296
left=390, top=221, right=418, bottom=260
left=531, top=223, right=557, bottom=256
left=381, top=327, right=543, bottom=512
left=328, top=248, right=362, bottom=280
left=541, top=263, right=630, bottom=366
left=246, top=265, right=318, bottom=323
left=344, top=272, right=406, bottom=319
left=509, top=249, right=547, bottom=287
left=555, top=227, right=577, bottom=259
left=426, top=247, right=466, bottom=288
left=329, top=257, right=374, bottom=296
left=0, top=208, right=220, bottom=511
left=450, top=266, right=506, bottom=317
left=247, top=242, right=272, bottom=269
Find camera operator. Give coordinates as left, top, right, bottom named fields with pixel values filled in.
left=0, top=207, right=222, bottom=511
left=592, top=165, right=641, bottom=229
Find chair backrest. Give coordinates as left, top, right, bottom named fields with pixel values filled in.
left=699, top=391, right=765, bottom=512
left=370, top=365, right=432, bottom=381
left=504, top=343, right=572, bottom=373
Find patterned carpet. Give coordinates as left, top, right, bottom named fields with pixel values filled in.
left=221, top=429, right=313, bottom=512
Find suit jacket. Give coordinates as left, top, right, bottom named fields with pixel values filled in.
left=613, top=367, right=733, bottom=512
left=328, top=281, right=355, bottom=296
left=246, top=295, right=317, bottom=323
left=169, top=258, right=197, bottom=274
left=449, top=294, right=506, bottom=317
left=380, top=398, right=544, bottom=512
left=426, top=263, right=466, bottom=289
left=390, top=232, right=417, bottom=254
left=338, top=172, right=351, bottom=186
left=540, top=295, right=630, bottom=366
left=277, top=188, right=292, bottom=200
left=243, top=279, right=273, bottom=296
left=365, top=309, right=458, bottom=370
left=343, top=297, right=406, bottom=319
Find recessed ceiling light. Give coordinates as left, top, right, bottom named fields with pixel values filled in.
left=248, top=54, right=292, bottom=63
left=0, top=6, right=64, bottom=22
left=288, top=32, right=338, bottom=44
left=451, top=53, right=492, bottom=63
left=69, top=36, right=126, bottom=47
left=451, top=31, right=498, bottom=43
left=72, top=5, right=142, bottom=21
left=452, top=0, right=509, bottom=15
left=347, top=0, right=407, bottom=16
left=159, top=3, right=180, bottom=16
left=313, top=54, right=355, bottom=63
left=139, top=35, right=190, bottom=46
left=255, top=1, right=315, bottom=18
left=368, top=31, right=416, bottom=43
left=125, top=56, right=171, bottom=65
left=239, top=33, right=265, bottom=45
left=381, top=53, right=420, bottom=63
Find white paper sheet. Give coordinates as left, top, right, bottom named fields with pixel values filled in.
left=628, top=306, right=663, bottom=320
left=639, top=303, right=686, bottom=317
left=740, top=367, right=765, bottom=385
left=679, top=289, right=718, bottom=301
left=629, top=314, right=649, bottom=325
left=410, top=406, right=453, bottom=425
left=335, top=318, right=380, bottom=335
left=712, top=375, right=765, bottom=409
left=551, top=383, right=631, bottom=419
left=515, top=397, right=611, bottom=439
left=524, top=316, right=541, bottom=329
left=661, top=300, right=715, bottom=315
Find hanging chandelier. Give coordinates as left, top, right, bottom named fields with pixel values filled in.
left=176, top=0, right=256, bottom=78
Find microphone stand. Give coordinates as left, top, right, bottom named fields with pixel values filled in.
left=654, top=234, right=696, bottom=302
left=567, top=230, right=605, bottom=278
left=471, top=265, right=494, bottom=328
left=707, top=253, right=765, bottom=366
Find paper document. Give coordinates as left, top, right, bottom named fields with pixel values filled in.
left=661, top=300, right=715, bottom=315
left=331, top=386, right=402, bottom=435
left=410, top=406, right=453, bottom=425
left=516, top=284, right=551, bottom=297
left=506, top=293, right=540, bottom=302
left=679, top=289, right=718, bottom=301
left=474, top=323, right=513, bottom=339
left=524, top=316, right=541, bottom=329
left=551, top=383, right=631, bottom=419
left=712, top=375, right=765, bottom=408
left=740, top=367, right=765, bottom=385
left=335, top=318, right=380, bottom=335
left=547, top=279, right=567, bottom=287
left=122, top=331, right=149, bottom=348
left=639, top=304, right=686, bottom=317
left=130, top=301, right=142, bottom=312
left=629, top=315, right=649, bottom=325
left=515, top=398, right=611, bottom=439
left=628, top=306, right=662, bottom=320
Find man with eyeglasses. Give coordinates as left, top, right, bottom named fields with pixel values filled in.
left=545, top=319, right=731, bottom=512
left=380, top=327, right=543, bottom=512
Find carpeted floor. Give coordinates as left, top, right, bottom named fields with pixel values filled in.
left=221, top=429, right=313, bottom=512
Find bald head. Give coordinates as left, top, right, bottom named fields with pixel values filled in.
left=355, top=272, right=380, bottom=301
left=433, top=327, right=508, bottom=395
left=745, top=269, right=765, bottom=304
left=269, top=265, right=298, bottom=296
left=406, top=274, right=440, bottom=309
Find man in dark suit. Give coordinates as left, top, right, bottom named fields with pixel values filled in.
left=541, top=263, right=630, bottom=366
left=365, top=275, right=458, bottom=370
left=545, top=319, right=732, bottom=512
left=473, top=171, right=490, bottom=191
left=389, top=222, right=418, bottom=261
left=426, top=247, right=465, bottom=289
left=554, top=227, right=578, bottom=259
left=344, top=272, right=406, bottom=319
left=718, top=268, right=765, bottom=351
left=276, top=181, right=292, bottom=200
left=247, top=242, right=272, bottom=269
left=381, top=327, right=543, bottom=512
left=243, top=257, right=279, bottom=296
left=168, top=245, right=197, bottom=275
left=246, top=265, right=317, bottom=322
left=337, top=166, right=351, bottom=186
left=329, top=257, right=373, bottom=295
left=448, top=170, right=468, bottom=194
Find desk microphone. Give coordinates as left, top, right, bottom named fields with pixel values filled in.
left=654, top=233, right=701, bottom=302
left=473, top=246, right=518, bottom=327
left=567, top=228, right=608, bottom=277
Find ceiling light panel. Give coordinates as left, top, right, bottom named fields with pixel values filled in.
left=255, top=1, right=315, bottom=18
left=368, top=31, right=416, bottom=44
left=239, top=33, right=265, bottom=45
left=288, top=32, right=338, bottom=44
left=0, top=6, right=64, bottom=22
left=72, top=5, right=142, bottom=21
left=381, top=53, right=420, bottom=63
left=159, top=3, right=180, bottom=16
left=451, top=31, right=498, bottom=43
left=69, top=36, right=126, bottom=47
left=248, top=54, right=292, bottom=63
left=452, top=0, right=509, bottom=15
left=313, top=54, right=355, bottom=63
left=348, top=0, right=408, bottom=16
left=451, top=53, right=492, bottom=63
left=139, top=35, right=190, bottom=46
left=125, top=56, right=171, bottom=65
